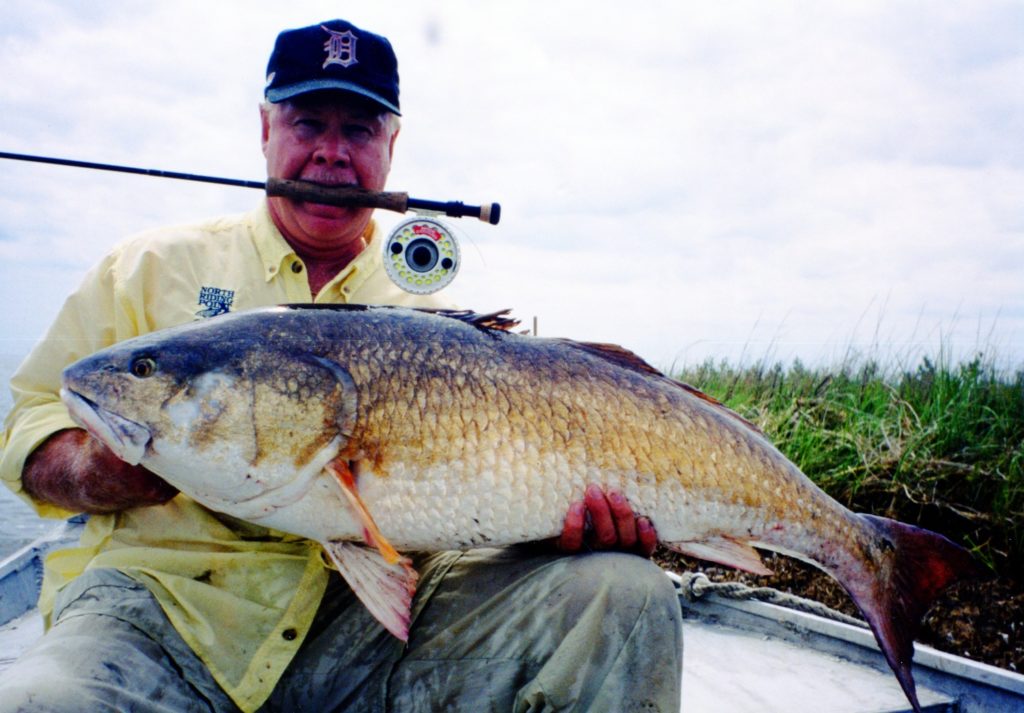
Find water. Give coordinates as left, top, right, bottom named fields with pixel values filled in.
left=0, top=353, right=59, bottom=560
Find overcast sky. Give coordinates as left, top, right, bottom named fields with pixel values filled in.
left=1, top=0, right=1021, bottom=373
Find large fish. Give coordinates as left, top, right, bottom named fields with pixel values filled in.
left=60, top=304, right=976, bottom=712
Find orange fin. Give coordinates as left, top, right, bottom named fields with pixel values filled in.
left=666, top=536, right=773, bottom=576
left=321, top=540, right=418, bottom=641
left=326, top=459, right=401, bottom=565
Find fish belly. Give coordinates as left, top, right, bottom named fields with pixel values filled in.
left=344, top=452, right=847, bottom=564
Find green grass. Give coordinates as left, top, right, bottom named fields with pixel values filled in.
left=674, top=353, right=1024, bottom=577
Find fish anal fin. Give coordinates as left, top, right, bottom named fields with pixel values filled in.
left=321, top=540, right=418, bottom=641
left=666, top=536, right=773, bottom=576
left=326, top=458, right=402, bottom=565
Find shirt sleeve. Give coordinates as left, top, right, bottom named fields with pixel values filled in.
left=0, top=248, right=136, bottom=518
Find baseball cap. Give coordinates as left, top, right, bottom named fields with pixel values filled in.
left=264, top=20, right=400, bottom=115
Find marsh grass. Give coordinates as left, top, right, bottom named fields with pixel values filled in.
left=675, top=352, right=1024, bottom=576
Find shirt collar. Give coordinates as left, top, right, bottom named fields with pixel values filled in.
left=319, top=222, right=382, bottom=299
left=250, top=201, right=295, bottom=283
left=249, top=200, right=382, bottom=297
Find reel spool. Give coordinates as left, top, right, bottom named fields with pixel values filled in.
left=383, top=215, right=461, bottom=294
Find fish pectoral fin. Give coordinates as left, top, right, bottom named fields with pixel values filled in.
left=325, top=458, right=402, bottom=565
left=666, top=536, right=773, bottom=576
left=322, top=541, right=418, bottom=641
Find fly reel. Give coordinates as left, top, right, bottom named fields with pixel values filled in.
left=383, top=216, right=461, bottom=294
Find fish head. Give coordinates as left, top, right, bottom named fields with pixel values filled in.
left=60, top=310, right=359, bottom=514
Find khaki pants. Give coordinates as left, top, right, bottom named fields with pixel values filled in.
left=0, top=548, right=683, bottom=712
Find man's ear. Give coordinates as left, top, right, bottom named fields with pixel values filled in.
left=260, top=103, right=272, bottom=157
left=388, top=123, right=400, bottom=162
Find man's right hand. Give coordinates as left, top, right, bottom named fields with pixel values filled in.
left=555, top=484, right=658, bottom=557
left=22, top=428, right=178, bottom=514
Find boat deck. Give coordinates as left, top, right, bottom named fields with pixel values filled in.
left=3, top=523, right=1023, bottom=712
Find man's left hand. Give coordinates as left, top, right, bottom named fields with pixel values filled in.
left=556, top=484, right=658, bottom=557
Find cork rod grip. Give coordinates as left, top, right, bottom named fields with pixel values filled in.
left=266, top=178, right=410, bottom=213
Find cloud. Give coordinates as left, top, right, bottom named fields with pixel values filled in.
left=1, top=0, right=1021, bottom=371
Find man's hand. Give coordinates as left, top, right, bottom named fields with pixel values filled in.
left=22, top=428, right=178, bottom=514
left=556, top=484, right=658, bottom=557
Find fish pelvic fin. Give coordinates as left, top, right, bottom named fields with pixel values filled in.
left=321, top=540, right=418, bottom=641
left=326, top=459, right=402, bottom=564
left=851, top=514, right=981, bottom=713
left=665, top=536, right=773, bottom=576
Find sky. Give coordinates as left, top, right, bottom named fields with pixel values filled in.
left=1, top=0, right=1022, bottom=373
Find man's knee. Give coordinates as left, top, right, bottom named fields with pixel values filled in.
left=0, top=658, right=93, bottom=713
left=557, top=552, right=680, bottom=623
left=513, top=554, right=683, bottom=711
left=0, top=613, right=188, bottom=713
left=0, top=614, right=150, bottom=712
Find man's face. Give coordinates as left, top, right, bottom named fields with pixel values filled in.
left=261, top=92, right=399, bottom=256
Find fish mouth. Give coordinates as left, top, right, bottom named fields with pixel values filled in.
left=60, top=388, right=152, bottom=466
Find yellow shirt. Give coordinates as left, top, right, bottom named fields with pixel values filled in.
left=0, top=203, right=454, bottom=711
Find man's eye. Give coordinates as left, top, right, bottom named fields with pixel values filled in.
left=294, top=118, right=324, bottom=133
left=345, top=125, right=374, bottom=143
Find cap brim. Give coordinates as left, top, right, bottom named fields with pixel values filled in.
left=266, top=79, right=400, bottom=115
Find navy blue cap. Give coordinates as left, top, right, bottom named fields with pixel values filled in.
left=264, top=20, right=400, bottom=115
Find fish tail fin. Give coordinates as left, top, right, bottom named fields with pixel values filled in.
left=851, top=514, right=980, bottom=713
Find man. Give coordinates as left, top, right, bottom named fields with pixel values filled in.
left=0, top=20, right=682, bottom=712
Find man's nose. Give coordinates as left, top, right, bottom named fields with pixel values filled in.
left=313, top=133, right=351, bottom=165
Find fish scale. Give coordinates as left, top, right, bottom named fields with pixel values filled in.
left=60, top=304, right=978, bottom=713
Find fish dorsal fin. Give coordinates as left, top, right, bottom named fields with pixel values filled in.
left=282, top=303, right=520, bottom=332
left=321, top=540, right=418, bottom=641
left=426, top=308, right=521, bottom=332
left=564, top=341, right=765, bottom=437
left=568, top=340, right=664, bottom=376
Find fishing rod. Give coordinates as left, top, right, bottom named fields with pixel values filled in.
left=0, top=150, right=501, bottom=225
left=0, top=149, right=498, bottom=294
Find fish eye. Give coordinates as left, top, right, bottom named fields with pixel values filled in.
left=130, top=357, right=157, bottom=378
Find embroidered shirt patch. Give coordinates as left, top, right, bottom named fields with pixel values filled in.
left=322, top=26, right=358, bottom=69
left=196, top=286, right=235, bottom=318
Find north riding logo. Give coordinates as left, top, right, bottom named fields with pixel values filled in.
left=196, top=286, right=235, bottom=318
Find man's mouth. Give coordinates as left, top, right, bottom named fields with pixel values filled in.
left=292, top=179, right=362, bottom=211
left=299, top=174, right=359, bottom=189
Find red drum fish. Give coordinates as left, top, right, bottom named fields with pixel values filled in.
left=60, top=305, right=977, bottom=712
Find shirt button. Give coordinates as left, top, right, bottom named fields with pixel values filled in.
left=291, top=261, right=303, bottom=274
left=282, top=628, right=298, bottom=641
